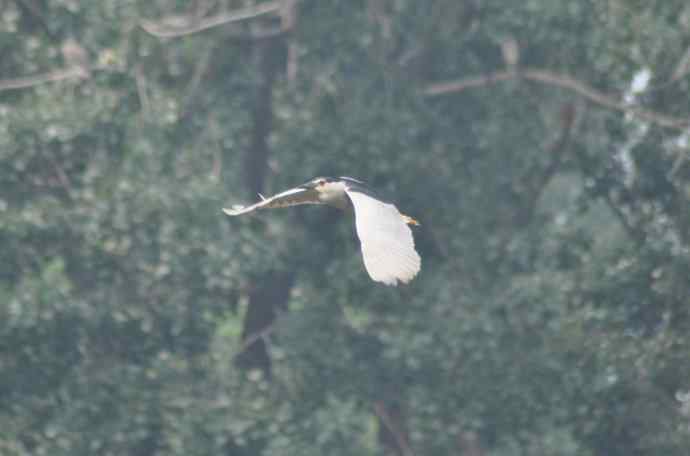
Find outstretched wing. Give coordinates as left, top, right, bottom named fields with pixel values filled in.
left=223, top=187, right=320, bottom=216
left=345, top=189, right=421, bottom=286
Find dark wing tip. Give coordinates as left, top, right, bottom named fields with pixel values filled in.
left=339, top=176, right=365, bottom=184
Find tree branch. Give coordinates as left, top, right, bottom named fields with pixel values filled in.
left=670, top=45, right=690, bottom=84
left=140, top=1, right=283, bottom=38
left=423, top=69, right=690, bottom=131
left=423, top=71, right=515, bottom=95
left=232, top=322, right=276, bottom=360
left=602, top=191, right=647, bottom=247
left=180, top=42, right=216, bottom=118
left=282, top=0, right=299, bottom=84
left=570, top=144, right=647, bottom=246
left=0, top=63, right=126, bottom=93
left=519, top=103, right=576, bottom=224
left=0, top=67, right=88, bottom=92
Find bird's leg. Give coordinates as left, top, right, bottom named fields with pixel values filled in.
left=401, top=214, right=420, bottom=226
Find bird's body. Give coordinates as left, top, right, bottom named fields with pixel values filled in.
left=223, top=176, right=421, bottom=286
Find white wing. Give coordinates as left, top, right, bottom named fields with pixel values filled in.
left=223, top=187, right=319, bottom=216
left=345, top=189, right=421, bottom=285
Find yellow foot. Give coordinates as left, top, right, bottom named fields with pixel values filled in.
left=402, top=214, right=420, bottom=226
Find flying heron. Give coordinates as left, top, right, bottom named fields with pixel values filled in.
left=223, top=176, right=421, bottom=286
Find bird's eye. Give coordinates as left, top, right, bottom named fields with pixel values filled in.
left=317, top=179, right=326, bottom=186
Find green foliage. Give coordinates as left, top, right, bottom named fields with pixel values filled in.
left=2, top=0, right=690, bottom=454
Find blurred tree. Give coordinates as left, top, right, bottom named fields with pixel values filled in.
left=1, top=1, right=690, bottom=455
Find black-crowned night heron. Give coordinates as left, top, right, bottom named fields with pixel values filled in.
left=223, top=176, right=421, bottom=286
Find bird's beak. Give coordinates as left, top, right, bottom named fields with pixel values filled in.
left=298, top=182, right=317, bottom=190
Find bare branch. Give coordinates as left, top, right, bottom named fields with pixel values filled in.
left=602, top=191, right=646, bottom=246
left=181, top=42, right=216, bottom=117
left=134, top=64, right=151, bottom=118
left=670, top=45, right=690, bottom=83
left=232, top=323, right=276, bottom=360
left=642, top=45, right=690, bottom=93
left=282, top=0, right=299, bottom=84
left=523, top=69, right=688, bottom=129
left=0, top=62, right=126, bottom=93
left=0, top=67, right=88, bottom=92
left=140, top=1, right=283, bottom=38
left=518, top=103, right=576, bottom=225
left=570, top=142, right=647, bottom=246
left=422, top=71, right=515, bottom=95
left=423, top=69, right=690, bottom=131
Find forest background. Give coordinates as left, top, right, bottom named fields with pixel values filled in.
left=2, top=1, right=690, bottom=455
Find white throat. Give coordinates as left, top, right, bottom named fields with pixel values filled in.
left=317, top=181, right=349, bottom=208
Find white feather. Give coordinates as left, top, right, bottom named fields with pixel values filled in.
left=345, top=190, right=421, bottom=286
left=223, top=187, right=316, bottom=216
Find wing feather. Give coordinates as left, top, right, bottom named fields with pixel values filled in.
left=223, top=187, right=319, bottom=216
left=345, top=189, right=421, bottom=285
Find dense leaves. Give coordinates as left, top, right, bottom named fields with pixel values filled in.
left=2, top=0, right=690, bottom=454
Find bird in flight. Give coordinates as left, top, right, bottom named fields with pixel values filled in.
left=223, top=176, right=421, bottom=286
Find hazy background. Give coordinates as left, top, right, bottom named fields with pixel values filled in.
left=2, top=1, right=690, bottom=455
